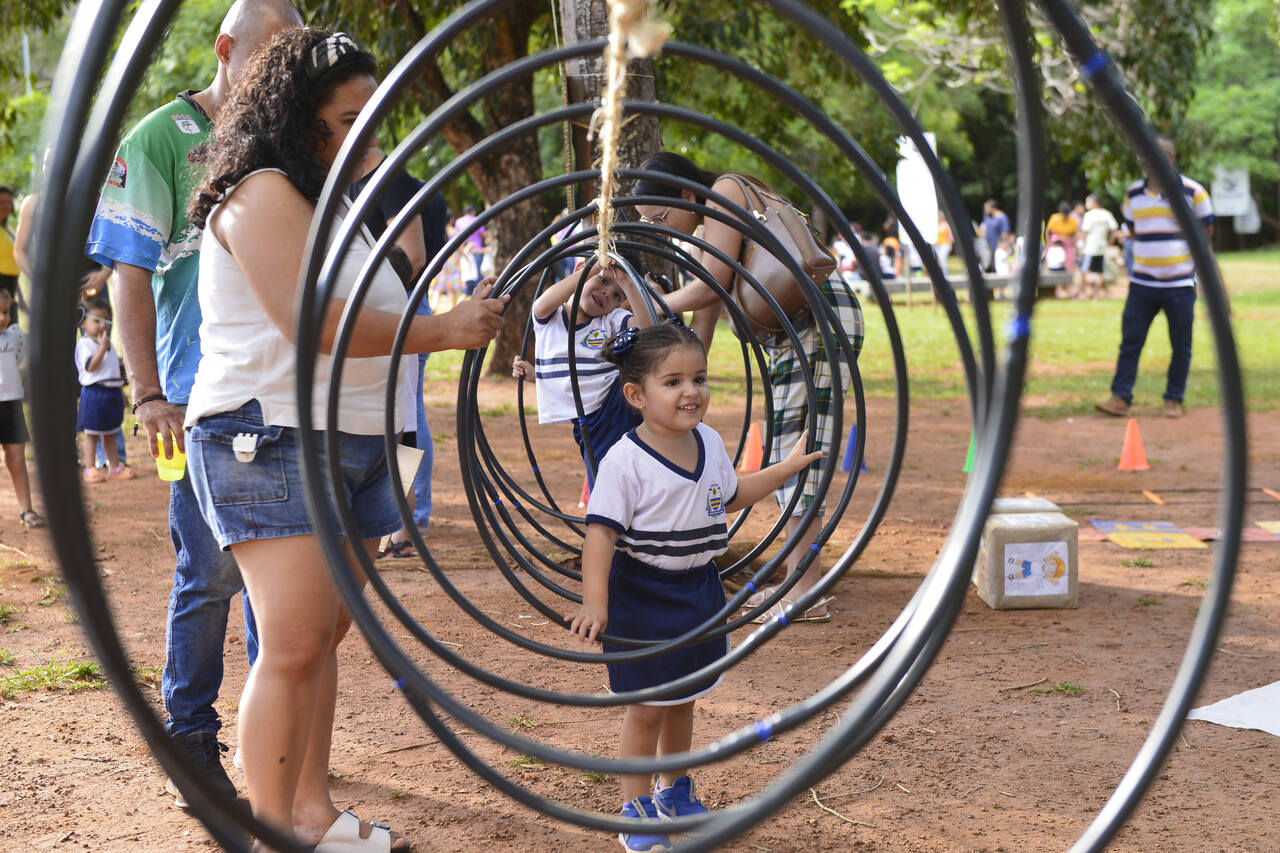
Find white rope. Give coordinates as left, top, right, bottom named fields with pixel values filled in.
left=590, top=0, right=670, bottom=268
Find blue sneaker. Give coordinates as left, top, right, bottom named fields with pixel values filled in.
left=653, top=775, right=710, bottom=819
left=619, top=795, right=672, bottom=852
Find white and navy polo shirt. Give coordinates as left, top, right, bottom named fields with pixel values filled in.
left=1121, top=176, right=1214, bottom=288
left=586, top=423, right=739, bottom=572
left=532, top=305, right=633, bottom=424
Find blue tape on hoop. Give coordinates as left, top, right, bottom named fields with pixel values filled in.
left=777, top=611, right=789, bottom=627
left=1006, top=314, right=1032, bottom=343
left=753, top=719, right=774, bottom=742
left=809, top=543, right=821, bottom=553
left=1081, top=51, right=1108, bottom=80
left=393, top=678, right=406, bottom=690
left=745, top=581, right=757, bottom=593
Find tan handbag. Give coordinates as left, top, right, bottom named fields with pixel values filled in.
left=721, top=173, right=837, bottom=338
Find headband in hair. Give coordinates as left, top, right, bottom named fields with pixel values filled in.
left=305, top=32, right=362, bottom=80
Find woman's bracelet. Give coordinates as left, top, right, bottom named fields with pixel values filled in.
left=130, top=393, right=168, bottom=415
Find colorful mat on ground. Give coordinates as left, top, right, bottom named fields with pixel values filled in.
left=1079, top=521, right=1280, bottom=544
left=1187, top=680, right=1280, bottom=739
left=1089, top=519, right=1208, bottom=549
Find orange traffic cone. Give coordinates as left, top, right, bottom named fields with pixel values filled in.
left=738, top=422, right=763, bottom=472
left=577, top=474, right=591, bottom=508
left=1117, top=418, right=1150, bottom=472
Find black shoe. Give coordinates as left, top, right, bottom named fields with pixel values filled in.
left=164, top=731, right=237, bottom=808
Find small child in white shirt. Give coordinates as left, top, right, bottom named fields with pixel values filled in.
left=0, top=291, right=43, bottom=526
left=75, top=298, right=134, bottom=482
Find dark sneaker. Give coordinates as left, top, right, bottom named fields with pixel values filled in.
left=653, top=775, right=710, bottom=820
left=1094, top=394, right=1130, bottom=417
left=1163, top=399, right=1184, bottom=418
left=619, top=796, right=671, bottom=852
left=164, top=731, right=237, bottom=808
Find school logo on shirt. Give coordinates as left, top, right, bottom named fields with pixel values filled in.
left=581, top=329, right=608, bottom=350
left=172, top=114, right=202, bottom=135
left=106, top=157, right=127, bottom=189
left=706, top=483, right=726, bottom=518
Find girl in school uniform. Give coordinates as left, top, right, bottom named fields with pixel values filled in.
left=75, top=298, right=134, bottom=482
left=567, top=322, right=822, bottom=852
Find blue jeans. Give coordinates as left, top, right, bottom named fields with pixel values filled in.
left=1110, top=283, right=1196, bottom=404
left=412, top=352, right=433, bottom=529
left=162, top=471, right=254, bottom=738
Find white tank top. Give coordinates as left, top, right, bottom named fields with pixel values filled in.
left=185, top=169, right=408, bottom=434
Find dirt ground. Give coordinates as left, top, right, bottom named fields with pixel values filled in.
left=1, top=378, right=1278, bottom=852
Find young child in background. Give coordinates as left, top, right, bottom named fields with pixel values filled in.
left=0, top=291, right=43, bottom=527
left=75, top=298, right=133, bottom=482
left=511, top=252, right=656, bottom=483
left=568, top=323, right=823, bottom=853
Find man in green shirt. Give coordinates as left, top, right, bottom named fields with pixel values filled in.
left=86, top=0, right=302, bottom=807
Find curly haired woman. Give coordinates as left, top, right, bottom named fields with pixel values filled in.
left=185, top=28, right=507, bottom=852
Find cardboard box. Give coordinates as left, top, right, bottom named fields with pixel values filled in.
left=973, top=512, right=1078, bottom=610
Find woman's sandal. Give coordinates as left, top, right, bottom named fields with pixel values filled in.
left=19, top=510, right=45, bottom=529
left=376, top=540, right=416, bottom=559
left=748, top=594, right=836, bottom=625
left=314, top=810, right=410, bottom=852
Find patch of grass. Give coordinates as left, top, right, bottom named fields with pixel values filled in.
left=1136, top=595, right=1163, bottom=606
left=37, top=584, right=67, bottom=607
left=1075, top=458, right=1105, bottom=469
left=581, top=771, right=612, bottom=784
left=1064, top=507, right=1097, bottom=516
left=508, top=756, right=543, bottom=767
left=390, top=790, right=410, bottom=799
left=1032, top=681, right=1087, bottom=696
left=1122, top=558, right=1154, bottom=568
left=0, top=602, right=15, bottom=625
left=61, top=611, right=79, bottom=624
left=0, top=654, right=105, bottom=699
left=132, top=664, right=162, bottom=688
left=1179, top=577, right=1208, bottom=590
left=0, top=649, right=14, bottom=666
left=508, top=714, right=549, bottom=730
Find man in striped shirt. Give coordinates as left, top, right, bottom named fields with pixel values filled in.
left=1096, top=138, right=1214, bottom=419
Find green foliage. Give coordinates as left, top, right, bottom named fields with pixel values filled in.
left=1032, top=681, right=1087, bottom=695
left=1136, top=595, right=1163, bottom=606
left=0, top=653, right=105, bottom=699
left=1185, top=0, right=1280, bottom=189
left=1121, top=558, right=1155, bottom=567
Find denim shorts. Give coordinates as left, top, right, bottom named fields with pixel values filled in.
left=186, top=400, right=401, bottom=550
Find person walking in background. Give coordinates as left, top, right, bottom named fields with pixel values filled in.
left=1096, top=137, right=1214, bottom=420
left=84, top=0, right=303, bottom=807
left=1045, top=201, right=1077, bottom=273
left=0, top=291, right=42, bottom=529
left=934, top=212, right=953, bottom=272
left=0, top=187, right=21, bottom=327
left=981, top=199, right=1009, bottom=273
left=1079, top=194, right=1118, bottom=299
left=454, top=203, right=486, bottom=295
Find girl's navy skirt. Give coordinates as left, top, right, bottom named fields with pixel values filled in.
left=76, top=383, right=124, bottom=435
left=604, top=551, right=728, bottom=705
left=573, top=379, right=641, bottom=488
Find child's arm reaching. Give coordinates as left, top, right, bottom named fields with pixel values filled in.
left=531, top=260, right=591, bottom=321
left=568, top=523, right=617, bottom=644
left=725, top=429, right=825, bottom=513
